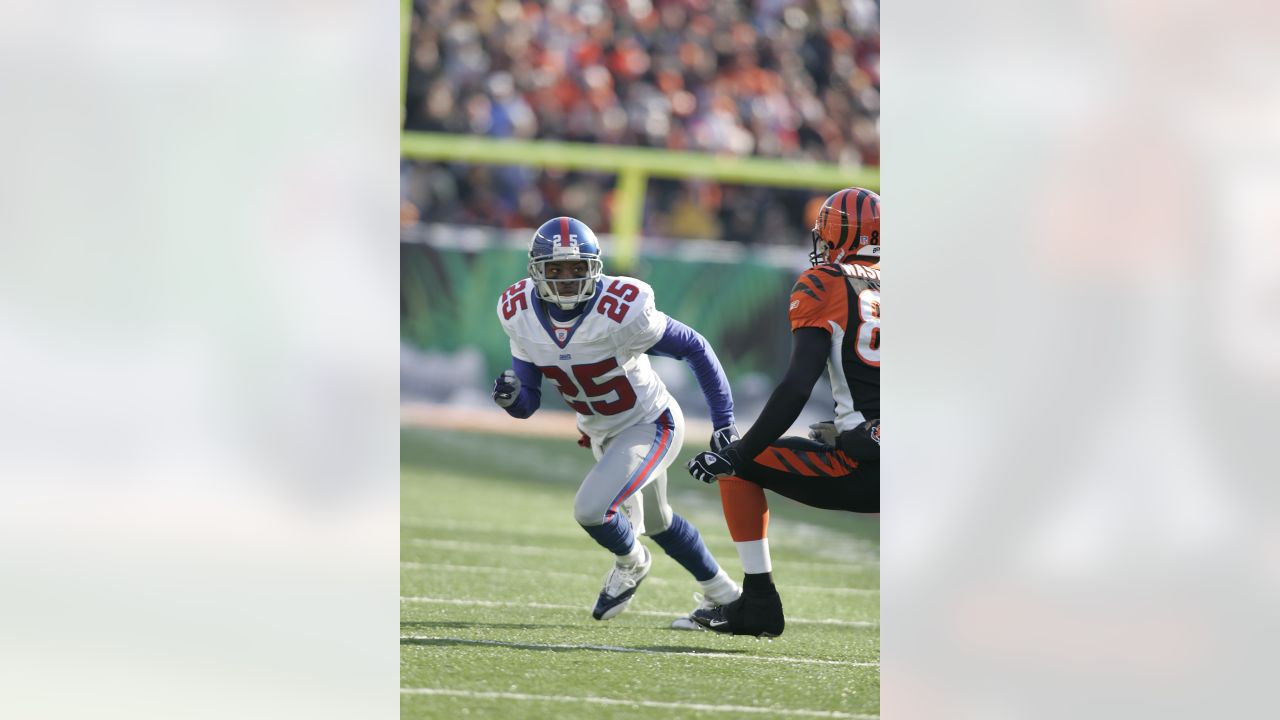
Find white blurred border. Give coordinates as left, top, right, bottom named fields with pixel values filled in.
left=886, top=0, right=1280, bottom=717
left=0, top=2, right=398, bottom=717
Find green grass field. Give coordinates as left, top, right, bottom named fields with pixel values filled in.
left=402, top=426, right=880, bottom=719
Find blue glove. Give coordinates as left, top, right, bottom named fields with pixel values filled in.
left=710, top=424, right=739, bottom=452
left=492, top=369, right=521, bottom=408
left=687, top=448, right=736, bottom=484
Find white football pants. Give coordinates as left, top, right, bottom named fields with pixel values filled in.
left=573, top=400, right=685, bottom=537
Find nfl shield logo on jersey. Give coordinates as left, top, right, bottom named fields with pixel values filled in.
left=555, top=328, right=569, bottom=343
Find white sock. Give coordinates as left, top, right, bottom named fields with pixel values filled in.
left=616, top=542, right=645, bottom=567
left=698, top=569, right=742, bottom=605
left=736, top=539, right=773, bottom=574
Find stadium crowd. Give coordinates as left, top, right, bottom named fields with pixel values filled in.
left=401, top=0, right=879, bottom=244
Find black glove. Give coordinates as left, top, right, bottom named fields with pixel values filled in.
left=837, top=419, right=880, bottom=461
left=710, top=424, right=740, bottom=453
left=492, top=369, right=521, bottom=408
left=687, top=447, right=737, bottom=484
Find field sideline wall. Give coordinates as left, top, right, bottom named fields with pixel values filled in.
left=402, top=235, right=796, bottom=383
left=399, top=132, right=879, bottom=390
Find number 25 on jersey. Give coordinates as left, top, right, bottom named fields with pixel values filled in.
left=597, top=280, right=638, bottom=323
left=501, top=279, right=529, bottom=320
left=539, top=358, right=638, bottom=415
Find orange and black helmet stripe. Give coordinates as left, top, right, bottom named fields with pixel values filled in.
left=836, top=188, right=854, bottom=251
left=816, top=187, right=880, bottom=262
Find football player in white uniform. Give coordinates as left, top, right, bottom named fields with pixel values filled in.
left=492, top=216, right=742, bottom=627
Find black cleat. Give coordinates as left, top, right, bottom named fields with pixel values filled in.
left=690, top=590, right=785, bottom=638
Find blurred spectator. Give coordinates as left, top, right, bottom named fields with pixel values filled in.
left=402, top=0, right=879, bottom=244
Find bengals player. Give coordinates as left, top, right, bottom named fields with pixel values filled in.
left=686, top=187, right=881, bottom=637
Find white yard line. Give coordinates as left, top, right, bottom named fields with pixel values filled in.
left=406, top=537, right=873, bottom=572
left=401, top=635, right=878, bottom=667
left=400, top=595, right=878, bottom=628
left=401, top=519, right=879, bottom=569
left=400, top=687, right=878, bottom=719
left=400, top=562, right=877, bottom=594
left=407, top=537, right=599, bottom=556
left=789, top=584, right=880, bottom=595
left=401, top=518, right=585, bottom=539
left=399, top=561, right=622, bottom=583
left=403, top=517, right=875, bottom=561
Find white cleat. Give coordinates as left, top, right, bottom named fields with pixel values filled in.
left=671, top=593, right=718, bottom=631
left=592, top=546, right=652, bottom=621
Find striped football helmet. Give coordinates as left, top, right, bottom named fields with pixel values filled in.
left=811, top=188, right=880, bottom=266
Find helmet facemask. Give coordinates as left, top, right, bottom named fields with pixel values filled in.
left=529, top=255, right=603, bottom=310
left=810, top=215, right=853, bottom=266
left=810, top=226, right=839, bottom=266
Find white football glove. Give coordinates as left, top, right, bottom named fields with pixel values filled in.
left=808, top=421, right=837, bottom=447
left=710, top=424, right=740, bottom=453
left=492, top=369, right=521, bottom=408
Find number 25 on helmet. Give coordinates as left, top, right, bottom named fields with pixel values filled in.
left=528, top=216, right=605, bottom=309
left=810, top=188, right=880, bottom=266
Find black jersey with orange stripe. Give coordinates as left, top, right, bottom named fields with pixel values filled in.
left=787, top=262, right=880, bottom=426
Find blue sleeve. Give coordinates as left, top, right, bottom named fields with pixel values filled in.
left=646, top=317, right=735, bottom=428
left=503, top=357, right=543, bottom=419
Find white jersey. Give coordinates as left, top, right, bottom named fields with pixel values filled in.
left=497, top=274, right=672, bottom=440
